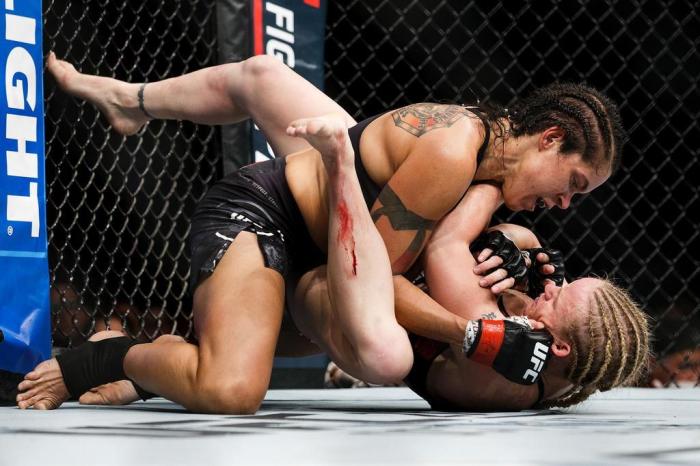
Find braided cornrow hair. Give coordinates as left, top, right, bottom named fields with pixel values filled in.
left=479, top=83, right=626, bottom=174
left=541, top=280, right=651, bottom=409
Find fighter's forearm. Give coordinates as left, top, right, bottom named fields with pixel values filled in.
left=393, top=275, right=467, bottom=346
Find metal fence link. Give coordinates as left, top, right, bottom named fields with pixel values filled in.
left=44, top=0, right=220, bottom=345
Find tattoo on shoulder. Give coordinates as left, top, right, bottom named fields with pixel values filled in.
left=481, top=312, right=498, bottom=320
left=391, top=103, right=470, bottom=137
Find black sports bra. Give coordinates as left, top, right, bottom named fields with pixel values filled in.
left=347, top=106, right=492, bottom=210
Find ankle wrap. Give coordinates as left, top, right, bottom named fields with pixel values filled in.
left=56, top=337, right=144, bottom=399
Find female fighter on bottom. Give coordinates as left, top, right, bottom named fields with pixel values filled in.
left=285, top=177, right=651, bottom=410
left=323, top=209, right=652, bottom=410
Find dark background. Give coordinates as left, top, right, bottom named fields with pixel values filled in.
left=323, top=0, right=700, bottom=368
left=42, top=0, right=698, bottom=385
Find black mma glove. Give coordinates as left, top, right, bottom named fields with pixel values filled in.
left=470, top=230, right=528, bottom=282
left=522, top=248, right=566, bottom=298
left=462, top=317, right=553, bottom=385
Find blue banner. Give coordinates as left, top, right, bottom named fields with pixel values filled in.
left=0, top=0, right=50, bottom=374
left=250, top=0, right=327, bottom=162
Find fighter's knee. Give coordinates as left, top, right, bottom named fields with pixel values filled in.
left=241, top=54, right=285, bottom=81
left=154, top=334, right=186, bottom=345
left=228, top=55, right=286, bottom=111
left=196, top=378, right=266, bottom=415
left=358, top=333, right=413, bottom=384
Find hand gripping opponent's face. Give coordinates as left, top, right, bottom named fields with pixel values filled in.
left=520, top=278, right=603, bottom=358
left=500, top=128, right=611, bottom=212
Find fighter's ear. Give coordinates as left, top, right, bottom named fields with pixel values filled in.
left=551, top=338, right=571, bottom=358
left=539, top=126, right=566, bottom=151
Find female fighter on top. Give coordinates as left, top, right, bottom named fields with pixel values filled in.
left=17, top=53, right=627, bottom=412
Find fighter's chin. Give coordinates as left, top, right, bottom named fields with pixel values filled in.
left=504, top=194, right=536, bottom=212
left=502, top=196, right=524, bottom=212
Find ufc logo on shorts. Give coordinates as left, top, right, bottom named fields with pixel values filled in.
left=522, top=342, right=549, bottom=383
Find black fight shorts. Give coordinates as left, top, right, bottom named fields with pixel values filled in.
left=188, top=161, right=324, bottom=294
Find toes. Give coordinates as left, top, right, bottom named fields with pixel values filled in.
left=79, top=390, right=105, bottom=405
left=288, top=117, right=309, bottom=128
left=16, top=395, right=29, bottom=409
left=18, top=379, right=36, bottom=392
left=17, top=393, right=44, bottom=409
left=17, top=400, right=31, bottom=409
left=34, top=400, right=54, bottom=410
left=24, top=370, right=41, bottom=380
left=16, top=386, right=40, bottom=401
left=286, top=124, right=307, bottom=137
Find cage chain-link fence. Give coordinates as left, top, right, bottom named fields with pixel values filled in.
left=43, top=0, right=698, bottom=387
left=325, top=0, right=699, bottom=387
left=43, top=0, right=220, bottom=345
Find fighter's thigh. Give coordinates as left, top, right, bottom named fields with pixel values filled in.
left=288, top=266, right=350, bottom=359
left=192, top=231, right=285, bottom=397
left=237, top=55, right=357, bottom=156
left=291, top=266, right=413, bottom=384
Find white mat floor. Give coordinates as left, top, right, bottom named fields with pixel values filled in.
left=1, top=387, right=699, bottom=465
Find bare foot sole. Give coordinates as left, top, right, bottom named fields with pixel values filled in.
left=286, top=115, right=354, bottom=172
left=15, top=330, right=127, bottom=410
left=46, top=51, right=149, bottom=135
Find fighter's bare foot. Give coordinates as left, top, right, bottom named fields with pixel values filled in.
left=79, top=380, right=140, bottom=405
left=46, top=51, right=150, bottom=135
left=16, top=330, right=125, bottom=409
left=15, top=358, right=69, bottom=410
left=286, top=115, right=353, bottom=173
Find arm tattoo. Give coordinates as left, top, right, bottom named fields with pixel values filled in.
left=391, top=104, right=471, bottom=137
left=481, top=312, right=498, bottom=320
left=371, top=185, right=436, bottom=257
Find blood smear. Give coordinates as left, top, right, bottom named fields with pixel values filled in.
left=336, top=200, right=357, bottom=276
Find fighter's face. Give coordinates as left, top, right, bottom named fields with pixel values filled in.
left=500, top=130, right=610, bottom=212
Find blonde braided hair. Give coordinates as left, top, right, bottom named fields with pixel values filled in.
left=542, top=279, right=651, bottom=408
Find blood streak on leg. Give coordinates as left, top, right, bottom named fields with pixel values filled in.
left=336, top=199, right=358, bottom=276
